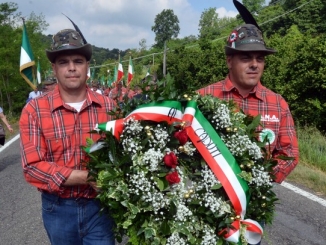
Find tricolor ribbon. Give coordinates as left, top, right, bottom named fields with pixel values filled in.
left=88, top=100, right=263, bottom=244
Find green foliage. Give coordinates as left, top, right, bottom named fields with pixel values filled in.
left=198, top=7, right=221, bottom=40
left=296, top=126, right=326, bottom=172
left=151, top=9, right=180, bottom=49
left=0, top=2, right=49, bottom=116
left=262, top=0, right=326, bottom=37
left=242, top=0, right=266, bottom=14
left=165, top=38, right=228, bottom=91
left=262, top=26, right=326, bottom=132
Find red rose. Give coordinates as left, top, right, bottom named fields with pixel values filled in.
left=174, top=129, right=188, bottom=145
left=163, top=152, right=178, bottom=168
left=166, top=171, right=180, bottom=184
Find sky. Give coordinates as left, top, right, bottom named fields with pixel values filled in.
left=12, top=0, right=242, bottom=50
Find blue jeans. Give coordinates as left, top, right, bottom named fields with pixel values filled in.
left=41, top=192, right=115, bottom=245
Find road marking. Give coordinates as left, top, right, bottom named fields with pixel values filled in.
left=0, top=134, right=20, bottom=153
left=281, top=182, right=326, bottom=207
left=2, top=135, right=326, bottom=207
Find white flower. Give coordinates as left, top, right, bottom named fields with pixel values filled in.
left=166, top=232, right=187, bottom=245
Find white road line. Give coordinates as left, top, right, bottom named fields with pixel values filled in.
left=0, top=134, right=20, bottom=153
left=2, top=134, right=326, bottom=207
left=281, top=181, right=326, bottom=207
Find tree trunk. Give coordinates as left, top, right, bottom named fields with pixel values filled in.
left=163, top=40, right=167, bottom=77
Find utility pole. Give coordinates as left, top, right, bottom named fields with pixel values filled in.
left=163, top=40, right=167, bottom=77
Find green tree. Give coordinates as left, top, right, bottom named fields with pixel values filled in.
left=0, top=2, right=23, bottom=114
left=242, top=0, right=265, bottom=14
left=198, top=8, right=221, bottom=40
left=262, top=0, right=326, bottom=36
left=151, top=9, right=180, bottom=49
left=263, top=25, right=326, bottom=132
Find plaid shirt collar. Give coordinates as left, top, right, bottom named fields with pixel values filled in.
left=223, top=75, right=264, bottom=101
left=50, top=85, right=103, bottom=112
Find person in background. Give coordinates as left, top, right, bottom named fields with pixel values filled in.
left=0, top=106, right=14, bottom=146
left=19, top=28, right=116, bottom=245
left=91, top=80, right=103, bottom=94
left=109, top=81, right=133, bottom=108
left=132, top=85, right=143, bottom=99
left=28, top=86, right=41, bottom=100
left=198, top=24, right=299, bottom=245
left=103, top=85, right=111, bottom=97
left=42, top=76, right=57, bottom=93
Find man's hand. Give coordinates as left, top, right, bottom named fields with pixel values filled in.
left=88, top=180, right=101, bottom=192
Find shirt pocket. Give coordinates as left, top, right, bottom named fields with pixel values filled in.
left=45, top=136, right=72, bottom=165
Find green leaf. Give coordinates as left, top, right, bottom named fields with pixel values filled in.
left=211, top=183, right=222, bottom=190
left=144, top=227, right=156, bottom=239
left=122, top=219, right=132, bottom=229
left=129, top=203, right=141, bottom=215
left=154, top=177, right=168, bottom=191
left=160, top=220, right=171, bottom=235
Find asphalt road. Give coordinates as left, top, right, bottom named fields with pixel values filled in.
left=1, top=136, right=326, bottom=245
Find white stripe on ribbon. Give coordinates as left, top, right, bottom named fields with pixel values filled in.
left=128, top=106, right=183, bottom=121
left=189, top=116, right=247, bottom=216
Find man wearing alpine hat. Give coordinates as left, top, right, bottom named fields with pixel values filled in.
left=198, top=23, right=299, bottom=245
left=42, top=75, right=57, bottom=93
left=20, top=26, right=116, bottom=244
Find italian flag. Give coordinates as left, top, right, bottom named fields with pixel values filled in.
left=117, top=58, right=124, bottom=82
left=127, top=56, right=134, bottom=86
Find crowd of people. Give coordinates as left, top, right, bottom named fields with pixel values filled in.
left=89, top=77, right=155, bottom=108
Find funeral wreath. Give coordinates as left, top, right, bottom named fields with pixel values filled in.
left=84, top=76, right=278, bottom=245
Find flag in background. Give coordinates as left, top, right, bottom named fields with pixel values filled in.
left=146, top=66, right=151, bottom=77
left=107, top=73, right=113, bottom=87
left=101, top=75, right=105, bottom=86
left=117, top=58, right=124, bottom=83
left=37, top=59, right=41, bottom=84
left=87, top=67, right=91, bottom=81
left=91, top=67, right=96, bottom=80
left=112, top=65, right=118, bottom=87
left=127, top=56, right=134, bottom=86
left=20, top=21, right=36, bottom=89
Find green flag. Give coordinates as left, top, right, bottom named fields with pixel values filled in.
left=91, top=67, right=96, bottom=80
left=101, top=75, right=105, bottom=85
left=37, top=59, right=41, bottom=84
left=20, top=22, right=36, bottom=89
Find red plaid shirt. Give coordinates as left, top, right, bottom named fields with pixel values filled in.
left=20, top=86, right=115, bottom=198
left=198, top=77, right=299, bottom=183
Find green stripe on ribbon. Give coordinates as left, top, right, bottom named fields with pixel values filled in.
left=189, top=101, right=249, bottom=203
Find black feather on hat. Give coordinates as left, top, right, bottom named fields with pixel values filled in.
left=224, top=0, right=276, bottom=55
left=233, top=0, right=260, bottom=30
left=62, top=13, right=88, bottom=44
